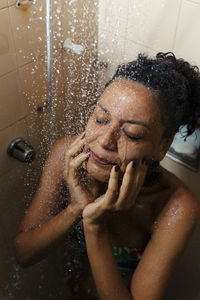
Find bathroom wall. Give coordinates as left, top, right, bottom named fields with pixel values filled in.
left=0, top=1, right=66, bottom=299
left=0, top=0, right=98, bottom=299
left=98, top=0, right=200, bottom=299
left=58, top=0, right=98, bottom=137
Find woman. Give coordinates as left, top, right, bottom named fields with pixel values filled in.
left=14, top=52, right=200, bottom=300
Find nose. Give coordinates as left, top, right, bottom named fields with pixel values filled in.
left=98, top=124, right=119, bottom=151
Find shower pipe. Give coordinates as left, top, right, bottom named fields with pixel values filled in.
left=46, top=0, right=54, bottom=146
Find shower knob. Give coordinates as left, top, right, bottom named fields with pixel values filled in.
left=7, top=138, right=36, bottom=163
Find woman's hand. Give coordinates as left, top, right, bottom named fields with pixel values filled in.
left=64, top=132, right=98, bottom=214
left=82, top=159, right=148, bottom=225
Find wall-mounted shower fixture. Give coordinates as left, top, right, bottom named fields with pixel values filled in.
left=7, top=138, right=36, bottom=163
left=16, top=0, right=34, bottom=8
left=37, top=101, right=49, bottom=113
left=62, top=38, right=84, bottom=55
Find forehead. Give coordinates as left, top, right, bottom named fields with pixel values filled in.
left=98, top=79, right=161, bottom=126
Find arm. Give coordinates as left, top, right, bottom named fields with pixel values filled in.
left=14, top=134, right=91, bottom=267
left=84, top=223, right=133, bottom=300
left=83, top=159, right=147, bottom=299
left=83, top=163, right=199, bottom=300
left=130, top=188, right=199, bottom=300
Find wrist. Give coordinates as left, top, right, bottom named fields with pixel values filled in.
left=83, top=218, right=107, bottom=233
left=67, top=202, right=83, bottom=219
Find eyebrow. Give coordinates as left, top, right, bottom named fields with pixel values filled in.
left=97, top=103, right=150, bottom=130
left=97, top=103, right=111, bottom=115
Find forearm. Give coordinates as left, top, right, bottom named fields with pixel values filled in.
left=14, top=203, right=81, bottom=267
left=83, top=222, right=133, bottom=300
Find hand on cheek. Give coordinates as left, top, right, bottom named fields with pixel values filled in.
left=82, top=157, right=148, bottom=225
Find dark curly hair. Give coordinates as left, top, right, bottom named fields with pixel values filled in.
left=105, top=52, right=200, bottom=138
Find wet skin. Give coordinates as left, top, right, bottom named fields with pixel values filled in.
left=13, top=78, right=199, bottom=300
left=85, top=79, right=167, bottom=183
left=77, top=79, right=176, bottom=247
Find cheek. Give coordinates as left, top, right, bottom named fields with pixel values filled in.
left=85, top=119, right=95, bottom=140
left=118, top=141, right=154, bottom=164
left=85, top=119, right=102, bottom=143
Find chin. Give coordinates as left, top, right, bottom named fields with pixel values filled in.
left=86, top=159, right=111, bottom=183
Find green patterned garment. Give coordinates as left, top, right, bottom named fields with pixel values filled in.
left=113, top=246, right=143, bottom=275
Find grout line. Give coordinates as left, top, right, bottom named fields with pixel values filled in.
left=124, top=38, right=159, bottom=55
left=185, top=0, right=200, bottom=4
left=0, top=53, right=47, bottom=80
left=0, top=117, right=27, bottom=133
left=172, top=0, right=183, bottom=52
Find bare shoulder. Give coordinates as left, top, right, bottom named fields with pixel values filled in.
left=44, top=135, right=77, bottom=169
left=51, top=135, right=77, bottom=155
left=154, top=166, right=200, bottom=232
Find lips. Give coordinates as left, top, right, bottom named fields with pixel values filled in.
left=91, top=151, right=117, bottom=166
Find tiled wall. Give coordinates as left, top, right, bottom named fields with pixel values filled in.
left=60, top=0, right=98, bottom=136
left=0, top=0, right=97, bottom=299
left=98, top=1, right=200, bottom=299
left=0, top=0, right=48, bottom=177
left=98, top=0, right=200, bottom=88
left=0, top=1, right=66, bottom=299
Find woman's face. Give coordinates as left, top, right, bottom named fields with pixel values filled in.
left=85, top=79, right=166, bottom=182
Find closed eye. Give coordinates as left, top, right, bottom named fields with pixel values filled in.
left=95, top=117, right=110, bottom=125
left=122, top=128, right=143, bottom=141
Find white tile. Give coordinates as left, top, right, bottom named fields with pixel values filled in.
left=98, top=30, right=125, bottom=86
left=0, top=71, right=25, bottom=130
left=0, top=0, right=8, bottom=9
left=104, top=0, right=129, bottom=23
left=126, top=0, right=181, bottom=52
left=0, top=8, right=17, bottom=76
left=99, top=0, right=128, bottom=37
left=174, top=0, right=200, bottom=67
left=51, top=0, right=64, bottom=50
left=124, top=40, right=157, bottom=63
left=98, top=0, right=106, bottom=25
left=8, top=0, right=15, bottom=6
left=98, top=30, right=125, bottom=63
left=61, top=0, right=98, bottom=49
left=186, top=0, right=200, bottom=4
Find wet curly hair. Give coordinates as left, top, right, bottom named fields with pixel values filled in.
left=105, top=52, right=200, bottom=138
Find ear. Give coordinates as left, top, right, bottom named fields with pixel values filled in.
left=158, top=135, right=174, bottom=161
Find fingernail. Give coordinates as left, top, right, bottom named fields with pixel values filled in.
left=132, top=160, right=136, bottom=168
left=81, top=133, right=85, bottom=140
left=115, top=165, right=119, bottom=172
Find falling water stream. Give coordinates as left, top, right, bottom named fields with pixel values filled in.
left=46, top=0, right=54, bottom=146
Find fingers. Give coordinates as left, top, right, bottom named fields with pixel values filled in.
left=101, top=158, right=149, bottom=212
left=64, top=132, right=89, bottom=184
left=69, top=151, right=90, bottom=178
left=65, top=132, right=86, bottom=164
left=120, top=160, right=136, bottom=193
left=102, top=165, right=119, bottom=208
left=117, top=158, right=148, bottom=208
